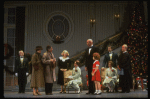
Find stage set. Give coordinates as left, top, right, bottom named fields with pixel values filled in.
left=4, top=1, right=148, bottom=98
left=4, top=89, right=148, bottom=98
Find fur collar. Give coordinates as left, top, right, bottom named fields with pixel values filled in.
left=59, top=56, right=69, bottom=62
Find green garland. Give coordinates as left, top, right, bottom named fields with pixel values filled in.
left=4, top=44, right=14, bottom=59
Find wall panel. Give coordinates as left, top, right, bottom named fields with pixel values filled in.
left=25, top=2, right=128, bottom=59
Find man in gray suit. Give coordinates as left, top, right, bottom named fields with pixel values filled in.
left=42, top=45, right=56, bottom=95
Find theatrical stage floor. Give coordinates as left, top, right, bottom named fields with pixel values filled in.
left=4, top=89, right=148, bottom=98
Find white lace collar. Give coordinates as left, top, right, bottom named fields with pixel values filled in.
left=73, top=66, right=79, bottom=70
left=108, top=67, right=115, bottom=70
left=93, top=60, right=99, bottom=64
left=59, top=56, right=69, bottom=62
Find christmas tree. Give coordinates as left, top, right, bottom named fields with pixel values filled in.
left=127, top=3, right=148, bottom=77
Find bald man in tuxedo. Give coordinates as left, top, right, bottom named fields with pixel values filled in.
left=80, top=39, right=100, bottom=94
left=15, top=50, right=29, bottom=93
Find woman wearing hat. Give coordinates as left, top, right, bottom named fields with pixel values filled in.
left=30, top=46, right=45, bottom=95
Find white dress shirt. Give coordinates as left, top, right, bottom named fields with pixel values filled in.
left=109, top=51, right=113, bottom=60
left=20, top=56, right=24, bottom=63
left=89, top=45, right=93, bottom=54
left=15, top=56, right=28, bottom=76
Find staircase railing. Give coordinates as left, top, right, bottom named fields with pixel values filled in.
left=70, top=32, right=127, bottom=67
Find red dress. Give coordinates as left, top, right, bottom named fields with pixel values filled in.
left=91, top=60, right=101, bottom=82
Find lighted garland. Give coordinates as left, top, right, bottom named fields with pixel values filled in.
left=126, top=3, right=148, bottom=77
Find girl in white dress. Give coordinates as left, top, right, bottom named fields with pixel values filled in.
left=103, top=61, right=118, bottom=92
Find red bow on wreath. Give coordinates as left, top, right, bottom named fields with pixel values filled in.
left=112, top=69, right=114, bottom=72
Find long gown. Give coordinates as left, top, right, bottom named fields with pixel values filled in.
left=57, top=57, right=71, bottom=85
left=103, top=67, right=118, bottom=88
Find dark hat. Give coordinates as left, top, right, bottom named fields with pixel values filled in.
left=35, top=46, right=43, bottom=50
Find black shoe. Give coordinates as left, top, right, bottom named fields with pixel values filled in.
left=106, top=87, right=109, bottom=92
left=86, top=92, right=91, bottom=94
left=46, top=93, right=50, bottom=95
left=86, top=92, right=90, bottom=94
left=120, top=91, right=125, bottom=93
left=46, top=93, right=53, bottom=95
left=106, top=89, right=109, bottom=93
left=115, top=90, right=118, bottom=93
left=126, top=91, right=130, bottom=93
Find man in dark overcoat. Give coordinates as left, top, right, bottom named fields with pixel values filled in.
left=117, top=44, right=132, bottom=93
left=15, top=50, right=29, bottom=93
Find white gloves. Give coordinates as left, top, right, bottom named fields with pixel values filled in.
left=15, top=73, right=18, bottom=76
left=15, top=72, right=29, bottom=76
left=26, top=72, right=29, bottom=76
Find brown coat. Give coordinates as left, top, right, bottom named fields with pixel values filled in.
left=30, top=53, right=45, bottom=88
left=42, top=51, right=56, bottom=83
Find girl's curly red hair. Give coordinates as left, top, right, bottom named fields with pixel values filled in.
left=93, top=52, right=100, bottom=60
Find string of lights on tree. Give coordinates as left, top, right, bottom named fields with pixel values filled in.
left=127, top=3, right=148, bottom=77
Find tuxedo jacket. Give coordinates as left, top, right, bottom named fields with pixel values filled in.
left=15, top=56, right=29, bottom=85
left=102, top=52, right=118, bottom=68
left=83, top=46, right=100, bottom=71
left=15, top=56, right=29, bottom=73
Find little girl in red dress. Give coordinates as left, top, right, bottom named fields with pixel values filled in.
left=91, top=52, right=101, bottom=95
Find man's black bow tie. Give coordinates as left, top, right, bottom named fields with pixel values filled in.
left=20, top=57, right=24, bottom=58
left=89, top=47, right=92, bottom=48
left=109, top=52, right=113, bottom=54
